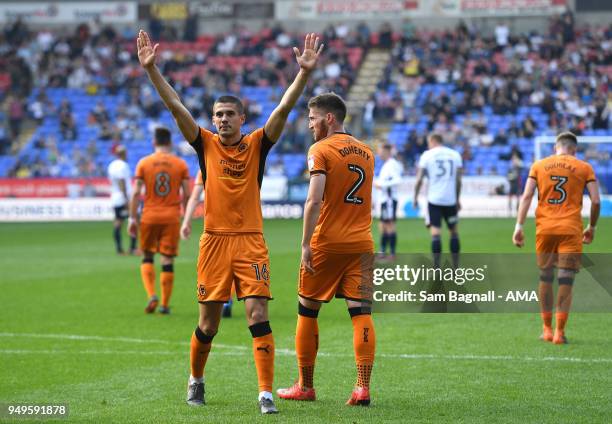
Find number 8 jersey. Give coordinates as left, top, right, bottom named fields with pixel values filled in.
left=307, top=132, right=374, bottom=253
left=528, top=154, right=596, bottom=236
left=135, top=151, right=190, bottom=224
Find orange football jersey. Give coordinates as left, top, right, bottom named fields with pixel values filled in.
left=135, top=151, right=190, bottom=224
left=307, top=132, right=374, bottom=253
left=528, top=154, right=596, bottom=236
left=189, top=127, right=274, bottom=233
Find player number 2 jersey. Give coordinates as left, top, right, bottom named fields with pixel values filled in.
left=135, top=151, right=189, bottom=224
left=307, top=132, right=375, bottom=253
left=528, top=154, right=596, bottom=236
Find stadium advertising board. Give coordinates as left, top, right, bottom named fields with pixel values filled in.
left=275, top=0, right=409, bottom=20
left=275, top=0, right=566, bottom=18
left=0, top=198, right=114, bottom=222
left=149, top=3, right=189, bottom=20
left=0, top=178, right=109, bottom=198
left=191, top=2, right=235, bottom=18
left=459, top=0, right=567, bottom=16
left=0, top=2, right=137, bottom=24
left=1, top=178, right=610, bottom=221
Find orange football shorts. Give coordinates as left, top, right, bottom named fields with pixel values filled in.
left=139, top=222, right=180, bottom=257
left=299, top=249, right=374, bottom=303
left=536, top=234, right=582, bottom=271
left=196, top=232, right=272, bottom=302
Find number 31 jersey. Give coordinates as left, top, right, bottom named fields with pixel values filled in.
left=418, top=146, right=463, bottom=206
left=307, top=132, right=374, bottom=254
left=135, top=151, right=190, bottom=224
left=528, top=155, right=596, bottom=236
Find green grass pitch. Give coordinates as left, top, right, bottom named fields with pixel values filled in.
left=1, top=218, right=611, bottom=423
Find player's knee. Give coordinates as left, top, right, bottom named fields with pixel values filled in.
left=248, top=320, right=272, bottom=338
left=195, top=325, right=216, bottom=343
left=539, top=269, right=554, bottom=283
left=298, top=302, right=320, bottom=318
left=247, top=307, right=267, bottom=324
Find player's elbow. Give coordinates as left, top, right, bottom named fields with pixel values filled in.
left=306, top=197, right=322, bottom=208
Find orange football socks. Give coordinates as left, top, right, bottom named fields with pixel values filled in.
left=250, top=321, right=275, bottom=393
left=190, top=327, right=214, bottom=379
left=140, top=260, right=156, bottom=298
left=296, top=305, right=320, bottom=389
left=350, top=308, right=375, bottom=389
left=160, top=264, right=174, bottom=308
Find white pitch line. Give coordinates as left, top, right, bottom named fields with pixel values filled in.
left=0, top=349, right=244, bottom=356
left=0, top=332, right=247, bottom=350
left=1, top=332, right=610, bottom=364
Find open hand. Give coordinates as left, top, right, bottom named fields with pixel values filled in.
left=137, top=30, right=159, bottom=69
left=293, top=33, right=324, bottom=73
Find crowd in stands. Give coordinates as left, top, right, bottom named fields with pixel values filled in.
left=0, top=11, right=611, bottom=183
left=379, top=11, right=611, bottom=169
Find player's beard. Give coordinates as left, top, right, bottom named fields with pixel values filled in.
left=314, top=121, right=328, bottom=142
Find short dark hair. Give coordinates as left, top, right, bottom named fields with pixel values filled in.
left=154, top=127, right=172, bottom=146
left=556, top=131, right=578, bottom=147
left=307, top=92, right=347, bottom=123
left=428, top=133, right=444, bottom=144
left=214, top=95, right=244, bottom=114
left=382, top=143, right=393, bottom=151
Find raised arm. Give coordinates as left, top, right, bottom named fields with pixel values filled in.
left=512, top=177, right=537, bottom=248
left=264, top=33, right=324, bottom=143
left=137, top=30, right=198, bottom=142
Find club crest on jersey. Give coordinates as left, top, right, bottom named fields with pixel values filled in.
left=198, top=285, right=206, bottom=296
left=308, top=155, right=315, bottom=171
left=238, top=143, right=248, bottom=152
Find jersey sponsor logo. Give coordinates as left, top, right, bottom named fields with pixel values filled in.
left=219, top=159, right=246, bottom=178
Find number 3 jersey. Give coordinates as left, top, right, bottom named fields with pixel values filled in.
left=190, top=127, right=274, bottom=233
left=307, top=132, right=374, bottom=254
left=135, top=151, right=190, bottom=224
left=528, top=154, right=596, bottom=236
left=418, top=145, right=463, bottom=206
